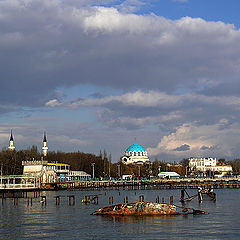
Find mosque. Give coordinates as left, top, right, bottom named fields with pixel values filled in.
left=122, top=142, right=150, bottom=165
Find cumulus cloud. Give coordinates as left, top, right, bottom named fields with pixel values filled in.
left=1, top=0, right=240, bottom=108
left=45, top=90, right=240, bottom=130
left=148, top=122, right=240, bottom=159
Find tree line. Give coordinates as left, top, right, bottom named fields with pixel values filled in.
left=1, top=146, right=240, bottom=177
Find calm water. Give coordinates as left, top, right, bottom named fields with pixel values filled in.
left=0, top=188, right=240, bottom=239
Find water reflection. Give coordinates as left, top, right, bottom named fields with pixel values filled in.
left=0, top=189, right=240, bottom=239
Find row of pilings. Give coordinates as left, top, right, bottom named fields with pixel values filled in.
left=0, top=192, right=176, bottom=207
left=55, top=178, right=240, bottom=191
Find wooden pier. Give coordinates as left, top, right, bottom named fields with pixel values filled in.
left=1, top=176, right=240, bottom=193
left=52, top=177, right=240, bottom=191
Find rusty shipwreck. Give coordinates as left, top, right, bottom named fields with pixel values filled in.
left=92, top=202, right=208, bottom=216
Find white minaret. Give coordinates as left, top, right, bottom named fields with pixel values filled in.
left=42, top=132, right=48, bottom=157
left=8, top=130, right=15, bottom=151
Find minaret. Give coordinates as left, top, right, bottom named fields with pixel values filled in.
left=42, top=132, right=48, bottom=157
left=8, top=130, right=15, bottom=151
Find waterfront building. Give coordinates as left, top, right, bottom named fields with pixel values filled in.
left=8, top=130, right=15, bottom=151
left=188, top=157, right=232, bottom=176
left=42, top=132, right=48, bottom=157
left=122, top=142, right=150, bottom=165
left=22, top=160, right=90, bottom=183
left=67, top=171, right=91, bottom=181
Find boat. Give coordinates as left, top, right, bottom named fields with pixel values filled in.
left=92, top=202, right=208, bottom=216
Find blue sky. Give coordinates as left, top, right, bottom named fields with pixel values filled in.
left=1, top=0, right=240, bottom=162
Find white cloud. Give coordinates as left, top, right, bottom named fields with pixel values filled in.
left=1, top=0, right=240, bottom=108
left=45, top=99, right=62, bottom=107
left=45, top=90, right=240, bottom=110
left=148, top=122, right=240, bottom=159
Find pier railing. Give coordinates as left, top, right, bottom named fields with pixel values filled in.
left=0, top=176, right=40, bottom=190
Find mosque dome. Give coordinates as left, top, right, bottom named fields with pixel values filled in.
left=122, top=142, right=150, bottom=165
left=126, top=143, right=146, bottom=153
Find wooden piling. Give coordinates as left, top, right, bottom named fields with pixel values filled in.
left=180, top=189, right=185, bottom=202
left=41, top=196, right=47, bottom=206
left=68, top=195, right=75, bottom=206
left=56, top=196, right=60, bottom=205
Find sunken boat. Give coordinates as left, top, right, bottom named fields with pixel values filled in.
left=92, top=202, right=208, bottom=216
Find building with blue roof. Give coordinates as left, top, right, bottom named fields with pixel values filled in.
left=122, top=142, right=150, bottom=165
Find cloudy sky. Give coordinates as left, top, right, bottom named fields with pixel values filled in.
left=1, top=0, right=240, bottom=162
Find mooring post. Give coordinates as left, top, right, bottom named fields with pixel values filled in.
left=198, top=191, right=203, bottom=203
left=170, top=196, right=173, bottom=204
left=56, top=196, right=60, bottom=205
left=180, top=189, right=185, bottom=202
left=139, top=195, right=144, bottom=202
left=126, top=196, right=128, bottom=203
left=162, top=197, right=165, bottom=203
left=41, top=196, right=47, bottom=206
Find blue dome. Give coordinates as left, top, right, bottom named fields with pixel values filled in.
left=126, top=143, right=146, bottom=152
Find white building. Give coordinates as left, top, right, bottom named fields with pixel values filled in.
left=189, top=157, right=217, bottom=172
left=189, top=157, right=232, bottom=176
left=22, top=160, right=91, bottom=183
left=122, top=142, right=150, bottom=165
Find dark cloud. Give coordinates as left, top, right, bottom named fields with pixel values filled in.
left=1, top=0, right=240, bottom=109
left=200, top=145, right=214, bottom=151
left=173, top=144, right=190, bottom=151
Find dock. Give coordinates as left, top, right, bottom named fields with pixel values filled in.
left=52, top=177, right=240, bottom=191
left=1, top=176, right=240, bottom=193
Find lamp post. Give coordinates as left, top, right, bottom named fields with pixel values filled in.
left=91, top=163, right=95, bottom=179
left=138, top=165, right=141, bottom=177
left=117, top=164, right=121, bottom=178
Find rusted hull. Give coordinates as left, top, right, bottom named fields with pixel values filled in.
left=93, top=202, right=177, bottom=216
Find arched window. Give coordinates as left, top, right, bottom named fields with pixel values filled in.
left=138, top=152, right=141, bottom=156
left=134, top=152, right=136, bottom=156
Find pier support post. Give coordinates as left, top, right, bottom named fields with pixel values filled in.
left=180, top=189, right=185, bottom=202
left=41, top=196, right=47, bottom=206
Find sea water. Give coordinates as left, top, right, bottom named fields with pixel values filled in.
left=0, top=188, right=239, bottom=239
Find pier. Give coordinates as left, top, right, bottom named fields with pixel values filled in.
left=0, top=175, right=40, bottom=192
left=1, top=176, right=240, bottom=193
left=53, top=177, right=240, bottom=191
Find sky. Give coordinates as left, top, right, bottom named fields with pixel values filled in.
left=1, top=0, right=240, bottom=162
